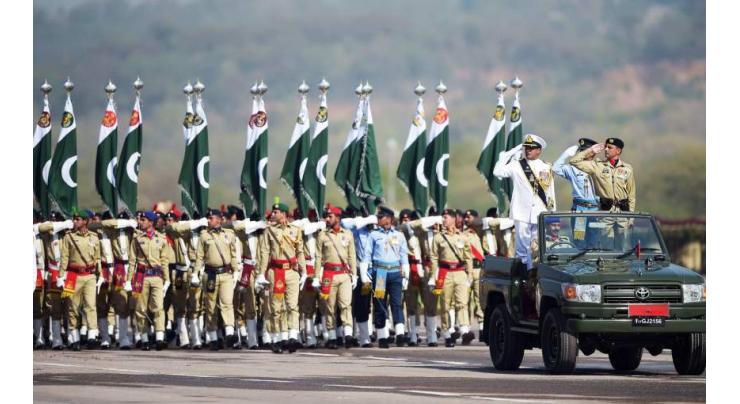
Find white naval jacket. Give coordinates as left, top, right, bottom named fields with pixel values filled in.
left=493, top=154, right=556, bottom=224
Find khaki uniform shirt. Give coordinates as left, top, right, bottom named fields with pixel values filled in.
left=90, top=220, right=134, bottom=262
left=59, top=229, right=102, bottom=278
left=127, top=230, right=171, bottom=282
left=314, top=227, right=356, bottom=280
left=408, top=219, right=436, bottom=263
left=570, top=150, right=637, bottom=211
left=258, top=222, right=306, bottom=275
left=37, top=222, right=67, bottom=267
left=429, top=227, right=473, bottom=279
left=463, top=228, right=485, bottom=265
left=194, top=227, right=239, bottom=276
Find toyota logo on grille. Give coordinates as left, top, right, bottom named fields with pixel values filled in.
left=635, top=287, right=651, bottom=301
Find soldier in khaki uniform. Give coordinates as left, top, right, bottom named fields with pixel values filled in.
left=462, top=209, right=486, bottom=344
left=292, top=214, right=325, bottom=348
left=398, top=209, right=423, bottom=347
left=193, top=208, right=240, bottom=351
left=479, top=208, right=515, bottom=258
left=407, top=214, right=444, bottom=346
left=428, top=208, right=473, bottom=348
left=569, top=137, right=636, bottom=212
left=256, top=202, right=306, bottom=354
left=125, top=211, right=170, bottom=350
left=37, top=212, right=74, bottom=349
left=315, top=204, right=356, bottom=349
left=33, top=211, right=48, bottom=349
left=58, top=209, right=102, bottom=351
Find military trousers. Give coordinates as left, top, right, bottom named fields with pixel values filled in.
left=134, top=276, right=165, bottom=333
left=267, top=268, right=300, bottom=333
left=203, top=272, right=235, bottom=332
left=468, top=266, right=484, bottom=324
left=186, top=269, right=203, bottom=320
left=372, top=270, right=404, bottom=329
left=440, top=270, right=470, bottom=331
left=234, top=283, right=257, bottom=327
left=320, top=272, right=353, bottom=331
left=67, top=273, right=98, bottom=331
left=34, top=287, right=45, bottom=319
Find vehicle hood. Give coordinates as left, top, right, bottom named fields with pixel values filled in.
left=549, top=260, right=705, bottom=284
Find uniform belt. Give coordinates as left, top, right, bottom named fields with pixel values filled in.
left=114, top=259, right=129, bottom=265
left=439, top=261, right=465, bottom=270
left=205, top=265, right=232, bottom=274
left=242, top=257, right=256, bottom=265
left=600, top=198, right=629, bottom=211
left=323, top=263, right=348, bottom=272
left=136, top=265, right=163, bottom=277
left=373, top=262, right=400, bottom=270
left=408, top=258, right=421, bottom=264
left=175, top=264, right=189, bottom=271
left=574, top=199, right=599, bottom=208
left=472, top=259, right=482, bottom=268
left=68, top=263, right=96, bottom=274
left=270, top=258, right=297, bottom=270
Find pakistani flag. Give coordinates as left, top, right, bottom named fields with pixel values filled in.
left=397, top=95, right=428, bottom=215
left=476, top=90, right=508, bottom=214
left=503, top=93, right=523, bottom=205
left=354, top=96, right=384, bottom=213
left=33, top=92, right=53, bottom=218
left=302, top=91, right=329, bottom=212
left=48, top=94, right=78, bottom=218
left=95, top=97, right=118, bottom=213
left=334, top=97, right=364, bottom=211
left=280, top=94, right=310, bottom=215
left=178, top=95, right=210, bottom=215
left=117, top=94, right=142, bottom=214
left=240, top=96, right=269, bottom=216
left=424, top=94, right=450, bottom=210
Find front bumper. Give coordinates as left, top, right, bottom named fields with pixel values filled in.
left=567, top=318, right=705, bottom=333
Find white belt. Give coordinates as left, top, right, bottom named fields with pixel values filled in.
left=175, top=265, right=189, bottom=272
left=242, top=258, right=256, bottom=266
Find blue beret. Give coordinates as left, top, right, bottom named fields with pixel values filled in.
left=142, top=211, right=158, bottom=222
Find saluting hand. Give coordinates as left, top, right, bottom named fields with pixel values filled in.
left=590, top=143, right=605, bottom=155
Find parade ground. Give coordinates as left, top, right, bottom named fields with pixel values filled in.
left=34, top=343, right=705, bottom=403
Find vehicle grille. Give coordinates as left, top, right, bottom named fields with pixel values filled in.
left=603, top=284, right=682, bottom=304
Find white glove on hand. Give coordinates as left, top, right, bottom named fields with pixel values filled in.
left=590, top=143, right=605, bottom=155
left=163, top=281, right=171, bottom=292
left=255, top=274, right=270, bottom=294
left=311, top=278, right=321, bottom=289
left=53, top=220, right=74, bottom=234
left=564, top=144, right=579, bottom=156
left=402, top=277, right=409, bottom=291
left=359, top=262, right=370, bottom=284
left=96, top=277, right=105, bottom=294
left=420, top=216, right=443, bottom=229
left=468, top=277, right=473, bottom=288
left=351, top=275, right=358, bottom=289
left=401, top=264, right=410, bottom=280
left=417, top=266, right=425, bottom=279
left=124, top=281, right=133, bottom=292
left=298, top=273, right=307, bottom=290
left=427, top=275, right=436, bottom=289
left=190, top=273, right=201, bottom=287
left=56, top=274, right=66, bottom=289
left=117, top=219, right=137, bottom=229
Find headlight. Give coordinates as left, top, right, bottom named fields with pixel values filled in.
left=562, top=283, right=601, bottom=303
left=682, top=284, right=706, bottom=303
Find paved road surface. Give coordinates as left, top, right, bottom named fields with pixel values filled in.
left=34, top=343, right=705, bottom=403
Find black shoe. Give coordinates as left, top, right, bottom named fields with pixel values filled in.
left=271, top=341, right=283, bottom=354
left=70, top=342, right=81, bottom=351
left=52, top=345, right=65, bottom=351
left=351, top=337, right=360, bottom=347
left=451, top=330, right=461, bottom=341
left=87, top=338, right=100, bottom=350
left=217, top=338, right=225, bottom=350
left=361, top=342, right=373, bottom=348
left=209, top=341, right=220, bottom=351
left=395, top=334, right=406, bottom=347
left=445, top=338, right=455, bottom=348
left=344, top=336, right=353, bottom=349
left=166, top=329, right=177, bottom=343
left=325, top=339, right=338, bottom=349
left=370, top=334, right=377, bottom=343
left=180, top=343, right=191, bottom=350
left=225, top=334, right=237, bottom=348
left=378, top=338, right=390, bottom=349
left=119, top=344, right=131, bottom=351
left=305, top=343, right=317, bottom=349
left=241, top=338, right=250, bottom=348
left=261, top=342, right=272, bottom=350
left=34, top=342, right=45, bottom=350
left=156, top=340, right=167, bottom=351
left=249, top=345, right=259, bottom=350
left=100, top=343, right=110, bottom=350
left=141, top=342, right=151, bottom=351
left=135, top=340, right=143, bottom=349
left=287, top=338, right=298, bottom=353
left=461, top=331, right=475, bottom=346
left=427, top=342, right=438, bottom=347
left=408, top=339, right=418, bottom=347
left=80, top=334, right=88, bottom=344
left=191, top=344, right=202, bottom=350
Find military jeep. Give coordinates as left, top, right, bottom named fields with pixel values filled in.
left=479, top=211, right=705, bottom=374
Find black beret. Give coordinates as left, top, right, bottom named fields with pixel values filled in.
left=399, top=209, right=413, bottom=220
left=206, top=208, right=223, bottom=217
left=101, top=211, right=113, bottom=220
left=465, top=209, right=479, bottom=217
left=606, top=137, right=624, bottom=149
left=441, top=208, right=456, bottom=216
left=485, top=207, right=498, bottom=218
left=116, top=211, right=130, bottom=219
left=577, top=137, right=597, bottom=151
left=180, top=212, right=191, bottom=221
left=376, top=206, right=395, bottom=218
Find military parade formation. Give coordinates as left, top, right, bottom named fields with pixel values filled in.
left=32, top=75, right=636, bottom=354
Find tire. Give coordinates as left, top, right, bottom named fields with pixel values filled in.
left=541, top=307, right=578, bottom=373
left=672, top=333, right=706, bottom=375
left=488, top=303, right=524, bottom=370
left=609, top=346, right=643, bottom=372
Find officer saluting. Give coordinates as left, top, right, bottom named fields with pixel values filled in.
left=493, top=134, right=556, bottom=269
left=553, top=138, right=600, bottom=211
left=569, top=137, right=636, bottom=212
left=58, top=209, right=102, bottom=350
left=193, top=208, right=240, bottom=350
left=125, top=211, right=170, bottom=351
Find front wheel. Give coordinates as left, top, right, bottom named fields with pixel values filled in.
left=488, top=303, right=524, bottom=370
left=541, top=307, right=578, bottom=373
left=672, top=333, right=706, bottom=375
left=609, top=346, right=643, bottom=372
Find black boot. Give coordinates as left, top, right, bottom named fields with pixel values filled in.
left=209, top=341, right=220, bottom=351
left=87, top=338, right=100, bottom=350
left=70, top=341, right=81, bottom=351
left=461, top=331, right=475, bottom=346
left=156, top=340, right=167, bottom=351
left=378, top=338, right=390, bottom=349
left=395, top=334, right=407, bottom=347
left=287, top=338, right=298, bottom=353
left=344, top=336, right=353, bottom=350
left=271, top=341, right=283, bottom=354
left=141, top=341, right=151, bottom=351
left=445, top=338, right=455, bottom=348
left=325, top=339, right=338, bottom=349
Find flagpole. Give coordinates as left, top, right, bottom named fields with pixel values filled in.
left=39, top=80, right=52, bottom=215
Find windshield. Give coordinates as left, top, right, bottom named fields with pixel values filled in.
left=542, top=215, right=665, bottom=258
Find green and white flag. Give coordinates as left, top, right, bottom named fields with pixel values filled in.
left=95, top=97, right=118, bottom=213
left=302, top=91, right=329, bottom=212
left=47, top=94, right=78, bottom=218
left=178, top=94, right=210, bottom=216
left=424, top=94, right=449, bottom=210
left=354, top=96, right=384, bottom=213
left=116, top=94, right=142, bottom=214
left=476, top=90, right=508, bottom=214
left=397, top=95, right=428, bottom=215
left=503, top=93, right=523, bottom=205
left=240, top=95, right=269, bottom=216
left=280, top=94, right=311, bottom=215
left=33, top=91, right=53, bottom=218
left=334, top=98, right=364, bottom=211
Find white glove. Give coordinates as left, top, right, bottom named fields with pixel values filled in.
left=163, top=281, right=171, bottom=292
left=499, top=144, right=523, bottom=163
left=190, top=273, right=201, bottom=286
left=417, top=266, right=425, bottom=279
left=468, top=277, right=473, bottom=288
left=359, top=262, right=370, bottom=284
left=401, top=264, right=410, bottom=280
left=427, top=275, right=436, bottom=288
left=359, top=215, right=378, bottom=228
left=56, top=274, right=66, bottom=289
left=351, top=275, right=358, bottom=289
left=298, top=273, right=307, bottom=290
left=232, top=271, right=240, bottom=284
left=589, top=143, right=605, bottom=154
left=402, top=277, right=409, bottom=291
left=117, top=219, right=137, bottom=229
left=96, top=277, right=105, bottom=294
left=255, top=274, right=270, bottom=293
left=340, top=218, right=356, bottom=230
left=243, top=220, right=267, bottom=234
left=564, top=144, right=579, bottom=157
left=124, top=281, right=133, bottom=292
left=303, top=221, right=326, bottom=235
left=53, top=220, right=74, bottom=233
left=311, top=278, right=321, bottom=289
left=420, top=216, right=443, bottom=229
left=290, top=218, right=308, bottom=228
